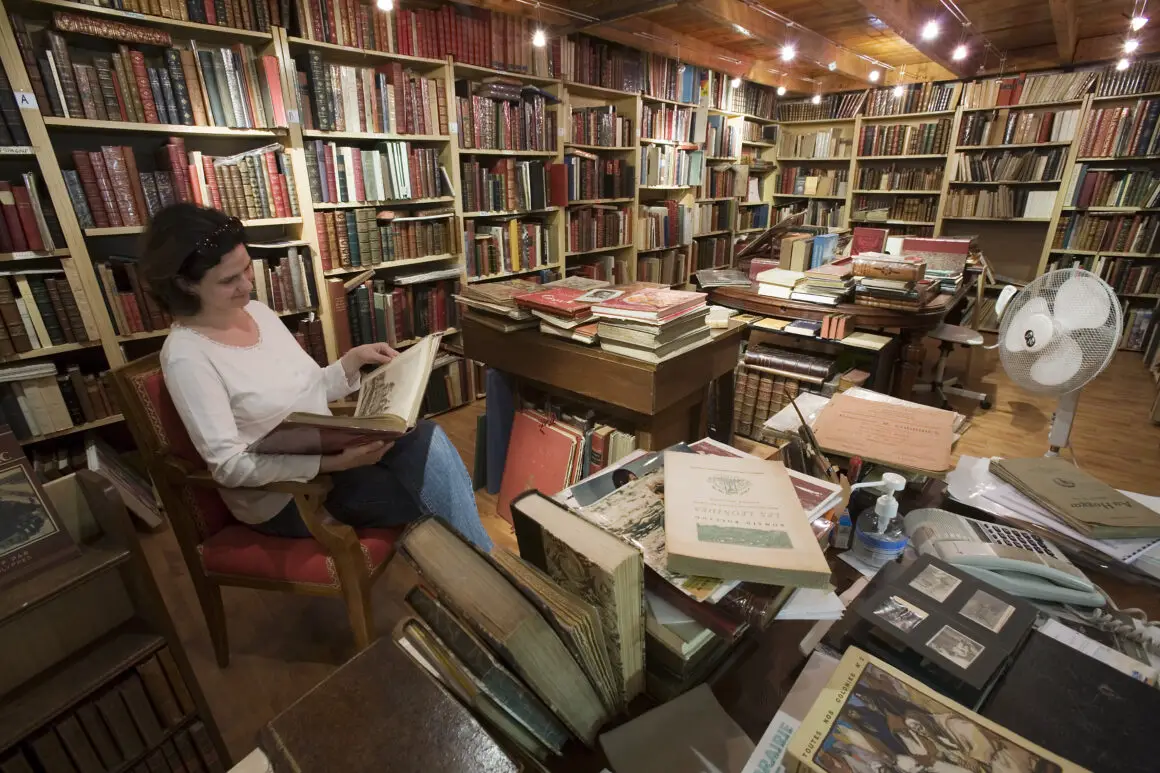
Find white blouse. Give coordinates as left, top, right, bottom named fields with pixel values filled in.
left=161, top=301, right=359, bottom=524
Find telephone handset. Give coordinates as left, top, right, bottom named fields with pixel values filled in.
left=903, top=508, right=1106, bottom=607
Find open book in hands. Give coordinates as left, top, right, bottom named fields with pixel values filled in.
left=247, top=333, right=443, bottom=454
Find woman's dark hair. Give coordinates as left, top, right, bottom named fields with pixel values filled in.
left=139, top=204, right=246, bottom=317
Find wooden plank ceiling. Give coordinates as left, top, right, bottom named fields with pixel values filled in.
left=535, top=0, right=1157, bottom=94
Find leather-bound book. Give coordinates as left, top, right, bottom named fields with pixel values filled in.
left=260, top=635, right=521, bottom=773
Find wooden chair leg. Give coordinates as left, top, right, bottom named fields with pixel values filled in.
left=191, top=574, right=230, bottom=667
left=340, top=577, right=375, bottom=651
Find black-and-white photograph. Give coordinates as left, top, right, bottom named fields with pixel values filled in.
left=873, top=595, right=929, bottom=633
left=959, top=589, right=1016, bottom=633
left=574, top=288, right=624, bottom=304
left=908, top=563, right=962, bottom=602
left=926, top=625, right=985, bottom=669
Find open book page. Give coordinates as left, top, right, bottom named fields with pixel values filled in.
left=355, top=334, right=441, bottom=425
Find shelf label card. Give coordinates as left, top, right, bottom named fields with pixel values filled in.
left=14, top=91, right=37, bottom=110
left=286, top=109, right=300, bottom=124
left=449, top=121, right=458, bottom=134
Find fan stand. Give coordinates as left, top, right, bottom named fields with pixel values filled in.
left=1046, top=390, right=1082, bottom=457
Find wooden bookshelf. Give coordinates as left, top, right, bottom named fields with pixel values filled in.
left=43, top=116, right=285, bottom=137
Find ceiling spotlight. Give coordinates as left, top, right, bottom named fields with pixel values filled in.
left=730, top=76, right=741, bottom=88
left=1117, top=57, right=1131, bottom=71
left=1125, top=39, right=1140, bottom=53
left=921, top=21, right=939, bottom=40
left=733, top=24, right=751, bottom=36
left=1131, top=16, right=1148, bottom=32
left=953, top=44, right=968, bottom=61
left=777, top=86, right=787, bottom=96
left=532, top=28, right=546, bottom=48
left=893, top=84, right=904, bottom=97
left=376, top=0, right=392, bottom=10
left=811, top=94, right=821, bottom=104
left=781, top=44, right=796, bottom=62
left=868, top=70, right=880, bottom=82
left=828, top=61, right=837, bottom=71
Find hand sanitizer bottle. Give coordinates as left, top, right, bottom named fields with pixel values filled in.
left=850, top=473, right=908, bottom=568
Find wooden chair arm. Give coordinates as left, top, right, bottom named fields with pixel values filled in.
left=163, top=458, right=334, bottom=496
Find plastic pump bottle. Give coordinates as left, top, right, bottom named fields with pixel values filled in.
left=849, top=473, right=909, bottom=568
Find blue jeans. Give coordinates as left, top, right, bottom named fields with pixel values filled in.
left=250, top=420, right=493, bottom=551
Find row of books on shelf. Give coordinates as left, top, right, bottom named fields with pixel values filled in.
left=304, top=140, right=445, bottom=206
left=297, top=53, right=447, bottom=135
left=1078, top=98, right=1160, bottom=158
left=67, top=141, right=299, bottom=228
left=951, top=148, right=1066, bottom=183
left=456, top=80, right=557, bottom=151
left=560, top=35, right=643, bottom=94
left=733, top=364, right=825, bottom=442
left=1052, top=212, right=1160, bottom=254
left=778, top=92, right=866, bottom=122
left=569, top=255, right=629, bottom=284
left=957, top=108, right=1079, bottom=147
left=562, top=151, right=633, bottom=201
left=742, top=121, right=778, bottom=143
left=853, top=195, right=938, bottom=222
left=293, top=315, right=327, bottom=366
left=639, top=145, right=703, bottom=188
left=1124, top=305, right=1155, bottom=350
left=333, top=272, right=459, bottom=352
left=94, top=257, right=172, bottom=336
left=325, top=208, right=455, bottom=270
left=694, top=201, right=730, bottom=233
left=777, top=127, right=854, bottom=160
left=1, top=647, right=224, bottom=773
left=856, top=119, right=951, bottom=156
left=701, top=164, right=748, bottom=199
left=690, top=235, right=728, bottom=271
left=0, top=362, right=118, bottom=440
left=636, top=249, right=688, bottom=286
left=461, top=157, right=562, bottom=214
left=737, top=204, right=770, bottom=231
left=421, top=353, right=483, bottom=416
left=641, top=55, right=701, bottom=106
left=788, top=200, right=847, bottom=229
left=97, top=0, right=279, bottom=31
left=943, top=188, right=1056, bottom=219
left=774, top=167, right=849, bottom=197
left=0, top=266, right=97, bottom=355
left=863, top=82, right=961, bottom=117
left=1066, top=164, right=1160, bottom=209
left=640, top=103, right=696, bottom=144
left=0, top=67, right=29, bottom=146
left=13, top=16, right=286, bottom=130
left=704, top=114, right=741, bottom=159
left=855, top=164, right=941, bottom=192
left=959, top=71, right=1095, bottom=108
left=1051, top=253, right=1160, bottom=296
left=0, top=174, right=64, bottom=253
left=1097, top=59, right=1160, bottom=98
left=464, top=217, right=552, bottom=278
left=570, top=106, right=633, bottom=147
left=566, top=206, right=631, bottom=253
left=638, top=203, right=692, bottom=250
left=711, top=80, right=777, bottom=120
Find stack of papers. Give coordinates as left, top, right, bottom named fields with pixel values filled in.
left=774, top=588, right=845, bottom=621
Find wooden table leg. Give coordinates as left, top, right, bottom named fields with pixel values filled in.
left=636, top=401, right=699, bottom=450
left=895, top=330, right=926, bottom=400
left=710, top=370, right=735, bottom=444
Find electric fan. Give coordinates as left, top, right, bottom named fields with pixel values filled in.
left=995, top=268, right=1122, bottom=456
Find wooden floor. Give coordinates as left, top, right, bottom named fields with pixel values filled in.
left=140, top=347, right=1160, bottom=764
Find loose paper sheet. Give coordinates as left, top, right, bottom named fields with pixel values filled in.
left=812, top=392, right=954, bottom=472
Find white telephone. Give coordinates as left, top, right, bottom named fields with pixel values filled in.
left=903, top=508, right=1106, bottom=607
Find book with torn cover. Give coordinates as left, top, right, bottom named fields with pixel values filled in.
left=247, top=333, right=442, bottom=454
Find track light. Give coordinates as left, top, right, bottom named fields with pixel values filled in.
left=893, top=84, right=904, bottom=97
left=532, top=28, right=546, bottom=48
left=777, top=86, right=787, bottom=96
left=781, top=44, right=796, bottom=62
left=868, top=70, right=880, bottom=82
left=953, top=44, right=968, bottom=61
left=1125, top=39, right=1140, bottom=53
left=811, top=94, right=821, bottom=104
left=1118, top=57, right=1132, bottom=71
left=921, top=21, right=939, bottom=40
left=828, top=61, right=837, bottom=71
left=730, top=77, right=741, bottom=88
left=376, top=0, right=392, bottom=10
left=1132, top=16, right=1148, bottom=32
left=733, top=24, right=751, bottom=36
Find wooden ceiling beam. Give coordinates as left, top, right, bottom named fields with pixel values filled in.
left=683, top=0, right=881, bottom=85
left=557, top=0, right=680, bottom=34
left=1049, top=0, right=1078, bottom=64
left=852, top=0, right=985, bottom=79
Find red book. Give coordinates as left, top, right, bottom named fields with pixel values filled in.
left=122, top=292, right=144, bottom=334
left=0, top=182, right=27, bottom=251
left=851, top=227, right=889, bottom=255
left=119, top=146, right=150, bottom=226
left=87, top=152, right=123, bottom=228
left=260, top=55, right=286, bottom=126
left=548, top=162, right=567, bottom=208
left=496, top=410, right=581, bottom=523
left=129, top=51, right=160, bottom=124
left=202, top=156, right=222, bottom=210
left=263, top=152, right=287, bottom=217
left=315, top=213, right=332, bottom=270
left=351, top=148, right=366, bottom=202
left=513, top=287, right=594, bottom=319
left=203, top=0, right=216, bottom=25
left=592, top=286, right=707, bottom=322
left=324, top=143, right=338, bottom=202
left=71, top=150, right=109, bottom=228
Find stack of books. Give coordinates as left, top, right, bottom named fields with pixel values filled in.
left=794, top=259, right=855, bottom=305
left=756, top=267, right=805, bottom=299
left=0, top=362, right=118, bottom=441
left=592, top=287, right=709, bottom=363
left=296, top=54, right=447, bottom=135
left=853, top=257, right=939, bottom=310
left=514, top=285, right=599, bottom=345
left=456, top=278, right=540, bottom=331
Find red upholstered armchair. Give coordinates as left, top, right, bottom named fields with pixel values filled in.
left=111, top=353, right=401, bottom=666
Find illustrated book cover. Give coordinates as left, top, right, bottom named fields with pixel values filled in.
left=785, top=647, right=1085, bottom=773
left=248, top=333, right=443, bottom=454
left=591, top=287, right=706, bottom=322
left=663, top=452, right=831, bottom=588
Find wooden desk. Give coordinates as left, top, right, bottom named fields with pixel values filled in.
left=462, top=318, right=747, bottom=450
left=710, top=280, right=975, bottom=399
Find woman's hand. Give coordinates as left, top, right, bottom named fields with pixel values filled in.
left=340, top=342, right=398, bottom=378
left=318, top=441, right=394, bottom=473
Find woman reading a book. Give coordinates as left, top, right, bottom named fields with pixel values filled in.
left=140, top=204, right=493, bottom=549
